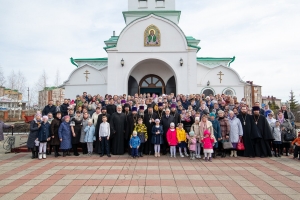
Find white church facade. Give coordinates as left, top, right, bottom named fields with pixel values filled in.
left=62, top=0, right=256, bottom=105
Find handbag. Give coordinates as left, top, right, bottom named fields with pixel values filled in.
left=237, top=138, right=245, bottom=151
left=223, top=140, right=233, bottom=149
left=284, top=130, right=295, bottom=141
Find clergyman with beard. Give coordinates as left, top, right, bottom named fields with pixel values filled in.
left=144, top=105, right=158, bottom=155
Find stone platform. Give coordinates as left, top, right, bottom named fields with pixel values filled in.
left=0, top=151, right=299, bottom=200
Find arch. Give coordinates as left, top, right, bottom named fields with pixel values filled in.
left=201, top=87, right=216, bottom=96
left=126, top=57, right=177, bottom=94
left=166, top=76, right=176, bottom=95
left=139, top=74, right=166, bottom=95
left=128, top=76, right=139, bottom=96
left=222, top=87, right=236, bottom=96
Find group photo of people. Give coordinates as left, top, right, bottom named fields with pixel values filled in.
left=27, top=92, right=299, bottom=162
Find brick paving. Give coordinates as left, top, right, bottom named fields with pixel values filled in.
left=0, top=152, right=299, bottom=200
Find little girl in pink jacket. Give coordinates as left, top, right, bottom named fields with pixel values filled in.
left=201, top=130, right=215, bottom=162
left=187, top=131, right=197, bottom=160
left=167, top=122, right=177, bottom=158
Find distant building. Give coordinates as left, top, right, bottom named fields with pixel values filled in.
left=244, top=81, right=262, bottom=108
left=38, top=87, right=65, bottom=108
left=0, top=87, right=23, bottom=101
left=0, top=96, right=26, bottom=110
left=262, top=96, right=282, bottom=109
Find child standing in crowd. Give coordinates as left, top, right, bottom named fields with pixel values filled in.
left=99, top=116, right=111, bottom=157
left=84, top=119, right=95, bottom=156
left=134, top=118, right=148, bottom=157
left=130, top=131, right=140, bottom=158
left=176, top=123, right=188, bottom=157
left=152, top=119, right=164, bottom=157
left=191, top=117, right=201, bottom=159
left=201, top=130, right=215, bottom=162
left=37, top=116, right=51, bottom=160
left=272, top=121, right=282, bottom=157
left=167, top=122, right=177, bottom=158
left=291, top=133, right=300, bottom=160
left=187, top=131, right=197, bottom=160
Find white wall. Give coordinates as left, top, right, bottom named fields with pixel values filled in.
left=128, top=0, right=175, bottom=11
left=196, top=64, right=245, bottom=99
left=107, top=14, right=197, bottom=95
left=117, top=15, right=187, bottom=52
left=63, top=65, right=108, bottom=98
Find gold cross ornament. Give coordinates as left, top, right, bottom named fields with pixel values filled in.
left=84, top=70, right=90, bottom=82
left=217, top=71, right=224, bottom=83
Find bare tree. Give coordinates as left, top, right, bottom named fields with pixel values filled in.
left=54, top=68, right=61, bottom=87
left=36, top=70, right=48, bottom=108
left=7, top=70, right=27, bottom=94
left=0, top=67, right=6, bottom=87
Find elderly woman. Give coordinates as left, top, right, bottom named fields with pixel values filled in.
left=27, top=114, right=41, bottom=159
left=277, top=112, right=295, bottom=156
left=50, top=112, right=62, bottom=157
left=228, top=110, right=243, bottom=157
left=80, top=112, right=90, bottom=155
left=218, top=110, right=230, bottom=157
left=58, top=115, right=72, bottom=157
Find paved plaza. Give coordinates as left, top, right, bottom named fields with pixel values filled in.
left=0, top=147, right=300, bottom=200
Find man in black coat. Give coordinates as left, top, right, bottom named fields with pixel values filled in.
left=160, top=108, right=174, bottom=155
left=60, top=99, right=69, bottom=117
left=110, top=105, right=126, bottom=155
left=94, top=107, right=110, bottom=154
left=144, top=106, right=158, bottom=155
left=106, top=98, right=116, bottom=116
left=252, top=106, right=274, bottom=157
left=237, top=106, right=261, bottom=157
left=42, top=100, right=57, bottom=116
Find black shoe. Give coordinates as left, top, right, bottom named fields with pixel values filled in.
left=57, top=153, right=61, bottom=156
left=212, top=153, right=216, bottom=158
left=274, top=154, right=278, bottom=157
left=74, top=154, right=79, bottom=156
left=100, top=154, right=104, bottom=157
left=46, top=151, right=50, bottom=155
left=107, top=154, right=111, bottom=157
left=278, top=154, right=281, bottom=157
left=140, top=153, right=143, bottom=157
left=31, top=152, right=35, bottom=159
left=260, top=155, right=265, bottom=158
left=63, top=152, right=66, bottom=157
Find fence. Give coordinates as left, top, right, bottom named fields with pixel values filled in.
left=0, top=110, right=36, bottom=122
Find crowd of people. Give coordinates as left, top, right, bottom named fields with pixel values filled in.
left=25, top=92, right=300, bottom=161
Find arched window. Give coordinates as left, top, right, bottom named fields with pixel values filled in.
left=202, top=89, right=214, bottom=97
left=140, top=75, right=164, bottom=88
left=224, top=89, right=233, bottom=96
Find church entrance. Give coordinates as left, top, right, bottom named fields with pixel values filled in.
left=139, top=74, right=165, bottom=95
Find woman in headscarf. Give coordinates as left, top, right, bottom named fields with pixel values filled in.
left=277, top=112, right=295, bottom=156
left=27, top=113, right=42, bottom=159
left=58, top=115, right=72, bottom=157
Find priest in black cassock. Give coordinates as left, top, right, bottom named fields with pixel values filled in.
left=252, top=106, right=274, bottom=157
left=110, top=105, right=126, bottom=155
left=156, top=102, right=165, bottom=120
left=106, top=98, right=116, bottom=116
left=144, top=106, right=157, bottom=155
left=95, top=107, right=110, bottom=155
left=237, top=106, right=261, bottom=157
left=170, top=104, right=181, bottom=127
left=126, top=107, right=138, bottom=154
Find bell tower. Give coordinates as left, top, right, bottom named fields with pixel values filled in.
left=124, top=0, right=180, bottom=25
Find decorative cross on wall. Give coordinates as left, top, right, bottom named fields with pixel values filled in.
left=84, top=70, right=90, bottom=82
left=217, top=71, right=224, bottom=83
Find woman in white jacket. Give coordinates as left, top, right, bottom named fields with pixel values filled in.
left=228, top=111, right=243, bottom=157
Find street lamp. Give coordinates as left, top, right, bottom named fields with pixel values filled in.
left=18, top=102, right=22, bottom=120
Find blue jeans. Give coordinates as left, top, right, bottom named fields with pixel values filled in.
left=131, top=148, right=138, bottom=157
left=101, top=137, right=110, bottom=155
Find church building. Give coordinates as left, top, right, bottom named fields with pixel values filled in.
left=62, top=0, right=256, bottom=105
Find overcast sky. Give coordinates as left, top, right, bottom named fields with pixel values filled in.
left=0, top=0, right=299, bottom=102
